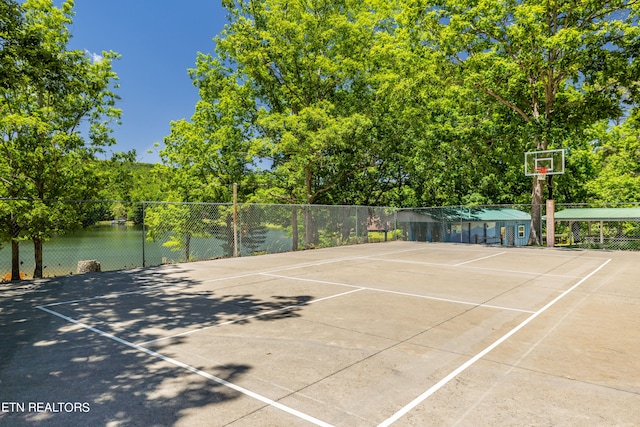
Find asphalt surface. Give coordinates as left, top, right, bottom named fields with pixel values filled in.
left=1, top=242, right=639, bottom=426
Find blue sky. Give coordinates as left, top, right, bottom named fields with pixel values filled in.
left=66, top=1, right=229, bottom=164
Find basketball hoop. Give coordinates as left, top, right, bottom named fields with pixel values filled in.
left=525, top=149, right=565, bottom=178
left=534, top=166, right=548, bottom=181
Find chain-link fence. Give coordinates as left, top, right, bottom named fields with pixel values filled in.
left=1, top=200, right=639, bottom=280
left=142, top=202, right=399, bottom=264
left=0, top=200, right=399, bottom=279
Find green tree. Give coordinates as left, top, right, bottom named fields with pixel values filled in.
left=147, top=49, right=260, bottom=257
left=215, top=0, right=403, bottom=246
left=237, top=204, right=268, bottom=255
left=586, top=115, right=640, bottom=202
left=0, top=0, right=120, bottom=279
left=145, top=202, right=219, bottom=262
left=1, top=0, right=30, bottom=280
left=95, top=151, right=138, bottom=201
left=426, top=0, right=636, bottom=244
left=159, top=54, right=257, bottom=204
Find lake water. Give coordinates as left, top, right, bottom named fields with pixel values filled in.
left=0, top=224, right=291, bottom=279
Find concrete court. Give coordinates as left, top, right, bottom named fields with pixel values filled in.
left=0, top=241, right=639, bottom=426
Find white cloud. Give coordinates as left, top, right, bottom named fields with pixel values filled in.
left=84, top=49, right=103, bottom=63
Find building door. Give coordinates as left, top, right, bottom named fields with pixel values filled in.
left=501, top=226, right=515, bottom=246
left=507, top=226, right=515, bottom=246
left=431, top=224, right=440, bottom=242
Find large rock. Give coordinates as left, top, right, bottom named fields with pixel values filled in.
left=77, top=260, right=101, bottom=274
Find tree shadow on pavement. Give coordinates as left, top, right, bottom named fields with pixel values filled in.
left=0, top=265, right=315, bottom=426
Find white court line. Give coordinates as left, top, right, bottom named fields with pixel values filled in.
left=261, top=273, right=535, bottom=314
left=403, top=243, right=609, bottom=261
left=377, top=258, right=612, bottom=427
left=39, top=246, right=434, bottom=309
left=228, top=245, right=440, bottom=278
left=46, top=250, right=576, bottom=310
left=454, top=252, right=506, bottom=266
left=36, top=305, right=334, bottom=427
left=249, top=246, right=433, bottom=276
left=365, top=257, right=583, bottom=279
left=39, top=262, right=355, bottom=308
left=138, top=288, right=365, bottom=346
left=392, top=244, right=505, bottom=254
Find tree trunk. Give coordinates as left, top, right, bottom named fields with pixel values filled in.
left=185, top=232, right=191, bottom=261
left=225, top=212, right=234, bottom=257
left=528, top=105, right=547, bottom=246
left=10, top=217, right=20, bottom=281
left=304, top=166, right=314, bottom=248
left=304, top=205, right=313, bottom=249
left=11, top=240, right=20, bottom=281
left=33, top=236, right=43, bottom=279
left=528, top=176, right=544, bottom=245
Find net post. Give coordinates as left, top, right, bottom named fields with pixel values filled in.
left=546, top=199, right=555, bottom=247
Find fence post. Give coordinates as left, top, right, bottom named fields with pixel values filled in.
left=355, top=206, right=359, bottom=242
left=233, top=183, right=239, bottom=257
left=141, top=201, right=146, bottom=267
left=394, top=210, right=398, bottom=241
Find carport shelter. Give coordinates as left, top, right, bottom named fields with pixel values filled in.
left=552, top=207, right=640, bottom=244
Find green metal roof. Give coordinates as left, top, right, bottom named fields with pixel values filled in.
left=433, top=208, right=530, bottom=222
left=399, top=208, right=530, bottom=222
left=464, top=208, right=531, bottom=221
left=553, top=208, right=640, bottom=221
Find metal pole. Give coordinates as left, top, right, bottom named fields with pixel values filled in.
left=233, top=183, right=238, bottom=257
left=394, top=210, right=397, bottom=241
left=141, top=201, right=146, bottom=267
left=355, top=206, right=359, bottom=242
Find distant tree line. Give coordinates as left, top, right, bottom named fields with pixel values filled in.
left=1, top=0, right=639, bottom=279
